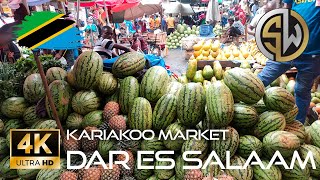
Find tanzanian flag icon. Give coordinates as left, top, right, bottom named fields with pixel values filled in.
left=14, top=11, right=83, bottom=50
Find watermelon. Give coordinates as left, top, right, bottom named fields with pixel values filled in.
left=0, top=156, right=18, bottom=179
left=263, top=87, right=295, bottom=113
left=202, top=107, right=214, bottom=130
left=134, top=161, right=154, bottom=180
left=283, top=105, right=298, bottom=124
left=232, top=103, right=258, bottom=128
left=309, top=120, right=320, bottom=148
left=146, top=175, right=157, bottom=180
left=298, top=144, right=320, bottom=177
left=254, top=111, right=286, bottom=139
left=30, top=120, right=45, bottom=129
left=1, top=97, right=29, bottom=119
left=23, top=73, right=45, bottom=103
left=279, top=159, right=310, bottom=180
left=305, top=126, right=312, bottom=144
left=119, top=76, right=140, bottom=114
left=97, top=72, right=118, bottom=95
left=252, top=160, right=282, bottom=180
left=223, top=67, right=265, bottom=104
left=71, top=90, right=101, bottom=115
left=36, top=160, right=67, bottom=180
left=97, top=140, right=114, bottom=159
left=206, top=81, right=234, bottom=128
left=140, top=66, right=170, bottom=103
left=45, top=80, right=73, bottom=122
left=66, top=113, right=83, bottom=130
left=155, top=158, right=175, bottom=179
left=0, top=119, right=3, bottom=133
left=73, top=51, right=103, bottom=90
left=252, top=99, right=268, bottom=114
left=0, top=137, right=9, bottom=159
left=141, top=136, right=165, bottom=152
left=106, top=89, right=120, bottom=104
left=175, top=155, right=188, bottom=180
left=181, top=138, right=208, bottom=160
left=166, top=81, right=183, bottom=96
left=46, top=67, right=67, bottom=84
left=81, top=110, right=103, bottom=128
left=263, top=131, right=300, bottom=158
left=225, top=156, right=253, bottom=180
left=177, top=83, right=206, bottom=127
left=286, top=79, right=295, bottom=95
left=17, top=169, right=41, bottom=180
left=23, top=105, right=41, bottom=126
left=210, top=126, right=239, bottom=162
left=201, top=160, right=221, bottom=177
left=163, top=122, right=186, bottom=151
left=128, top=97, right=152, bottom=131
left=152, top=94, right=177, bottom=131
left=237, top=135, right=262, bottom=158
left=112, top=52, right=146, bottom=78
left=66, top=70, right=76, bottom=88
left=35, top=120, right=57, bottom=129
left=4, top=119, right=25, bottom=135
left=284, top=120, right=306, bottom=144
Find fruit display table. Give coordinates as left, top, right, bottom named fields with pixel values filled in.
left=197, top=60, right=256, bottom=69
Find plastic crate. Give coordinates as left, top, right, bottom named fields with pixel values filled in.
left=199, top=25, right=213, bottom=37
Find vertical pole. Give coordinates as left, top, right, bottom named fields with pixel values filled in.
left=76, top=0, right=80, bottom=26
left=33, top=51, right=66, bottom=139
left=103, top=0, right=110, bottom=24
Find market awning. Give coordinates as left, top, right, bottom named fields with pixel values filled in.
left=27, top=0, right=50, bottom=6
left=74, top=0, right=140, bottom=8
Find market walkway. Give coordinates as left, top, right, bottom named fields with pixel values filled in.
left=164, top=49, right=188, bottom=76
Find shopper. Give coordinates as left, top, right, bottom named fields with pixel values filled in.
left=155, top=15, right=161, bottom=30
left=161, top=15, right=167, bottom=32
left=166, top=14, right=175, bottom=35
left=251, top=0, right=259, bottom=16
left=0, top=23, right=21, bottom=63
left=149, top=15, right=155, bottom=32
left=257, top=0, right=320, bottom=124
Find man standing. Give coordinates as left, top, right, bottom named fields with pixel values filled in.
left=257, top=0, right=320, bottom=124
left=166, top=14, right=175, bottom=35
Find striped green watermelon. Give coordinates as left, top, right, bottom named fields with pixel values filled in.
left=146, top=175, right=157, bottom=180
left=112, top=52, right=146, bottom=78
left=45, top=80, right=73, bottom=122
left=155, top=157, right=175, bottom=179
left=202, top=107, right=215, bottom=130
left=35, top=120, right=57, bottom=129
left=152, top=94, right=177, bottom=131
left=106, top=89, right=120, bottom=104
left=141, top=136, right=165, bottom=152
left=279, top=159, right=310, bottom=180
left=263, top=131, right=300, bottom=158
left=201, top=160, right=221, bottom=177
left=298, top=144, right=320, bottom=177
left=5, top=133, right=9, bottom=147
left=17, top=169, right=41, bottom=180
left=23, top=73, right=45, bottom=104
left=4, top=119, right=25, bottom=135
left=98, top=140, right=114, bottom=159
left=305, top=126, right=312, bottom=144
left=237, top=135, right=262, bottom=158
left=210, top=126, right=239, bottom=162
left=163, top=122, right=186, bottom=151
left=175, top=155, right=189, bottom=180
left=46, top=67, right=67, bottom=84
left=134, top=161, right=154, bottom=180
left=71, top=90, right=101, bottom=115
left=309, top=120, right=320, bottom=148
left=166, top=81, right=183, bottom=96
left=225, top=155, right=253, bottom=180
left=97, top=72, right=118, bottom=95
left=177, top=83, right=206, bottom=127
left=254, top=111, right=286, bottom=139
left=206, top=81, right=234, bottom=128
left=223, top=67, right=265, bottom=104
left=252, top=160, right=282, bottom=180
left=252, top=99, right=268, bottom=114
left=284, top=105, right=298, bottom=124
left=284, top=120, right=306, bottom=144
left=0, top=119, right=3, bottom=133
left=128, top=97, right=152, bottom=131
left=66, top=69, right=77, bottom=88
left=232, top=103, right=258, bottom=128
left=140, top=66, right=170, bottom=103
left=66, top=113, right=83, bottom=130
left=181, top=138, right=208, bottom=160
left=119, top=76, right=140, bottom=114
left=169, top=175, right=175, bottom=180
left=81, top=110, right=103, bottom=128
left=1, top=97, right=29, bottom=119
left=263, top=87, right=295, bottom=113
left=36, top=159, right=67, bottom=180
left=23, top=105, right=41, bottom=126
left=0, top=137, right=9, bottom=159
left=73, top=51, right=103, bottom=90
left=30, top=120, right=45, bottom=129
left=0, top=156, right=18, bottom=179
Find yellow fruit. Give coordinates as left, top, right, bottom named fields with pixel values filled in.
left=193, top=44, right=202, bottom=51
left=216, top=54, right=222, bottom=60
left=208, top=55, right=214, bottom=60
left=196, top=54, right=204, bottom=61
left=242, top=51, right=249, bottom=59
left=202, top=50, right=210, bottom=57
left=211, top=51, right=219, bottom=58
left=203, top=43, right=211, bottom=51
left=211, top=44, right=220, bottom=52
left=202, top=56, right=209, bottom=60
left=198, top=40, right=205, bottom=46
left=224, top=51, right=231, bottom=59
left=233, top=50, right=240, bottom=57
left=190, top=55, right=195, bottom=60
left=194, top=50, right=202, bottom=58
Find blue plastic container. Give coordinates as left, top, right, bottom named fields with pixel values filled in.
left=199, top=25, right=214, bottom=37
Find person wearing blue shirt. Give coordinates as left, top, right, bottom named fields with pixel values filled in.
left=257, top=0, right=320, bottom=124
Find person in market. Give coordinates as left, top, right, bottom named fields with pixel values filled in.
left=131, top=32, right=148, bottom=54
left=166, top=14, right=175, bottom=35
left=93, top=25, right=134, bottom=60
left=155, top=15, right=161, bottom=30
left=0, top=22, right=21, bottom=63
left=257, top=0, right=320, bottom=124
left=221, top=16, right=244, bottom=43
left=161, top=14, right=167, bottom=32
left=148, top=15, right=155, bottom=32
left=84, top=17, right=99, bottom=47
left=251, top=0, right=260, bottom=16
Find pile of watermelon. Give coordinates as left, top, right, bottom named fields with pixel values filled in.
left=0, top=50, right=320, bottom=180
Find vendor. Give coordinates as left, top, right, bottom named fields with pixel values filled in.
left=0, top=23, right=21, bottom=63
left=131, top=33, right=148, bottom=54
left=93, top=26, right=134, bottom=59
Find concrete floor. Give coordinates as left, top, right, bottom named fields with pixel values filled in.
left=164, top=49, right=188, bottom=76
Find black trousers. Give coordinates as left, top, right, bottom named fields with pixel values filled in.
left=229, top=26, right=242, bottom=37
left=167, top=28, right=175, bottom=35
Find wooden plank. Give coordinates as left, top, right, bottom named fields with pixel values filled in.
left=197, top=60, right=256, bottom=69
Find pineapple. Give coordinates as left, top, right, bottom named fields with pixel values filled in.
left=184, top=169, right=203, bottom=180
left=59, top=171, right=77, bottom=180
left=81, top=127, right=99, bottom=152
left=81, top=167, right=101, bottom=180
left=108, top=115, right=126, bottom=134
left=63, top=134, right=80, bottom=152
left=99, top=121, right=110, bottom=131
left=117, top=150, right=135, bottom=176
left=115, top=139, right=141, bottom=154
left=103, top=101, right=120, bottom=121
left=121, top=176, right=136, bottom=180
left=101, top=164, right=121, bottom=180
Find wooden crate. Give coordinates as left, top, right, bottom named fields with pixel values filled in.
left=197, top=60, right=256, bottom=69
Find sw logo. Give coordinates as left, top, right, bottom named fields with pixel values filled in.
left=10, top=129, right=60, bottom=169
left=255, top=9, right=309, bottom=62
